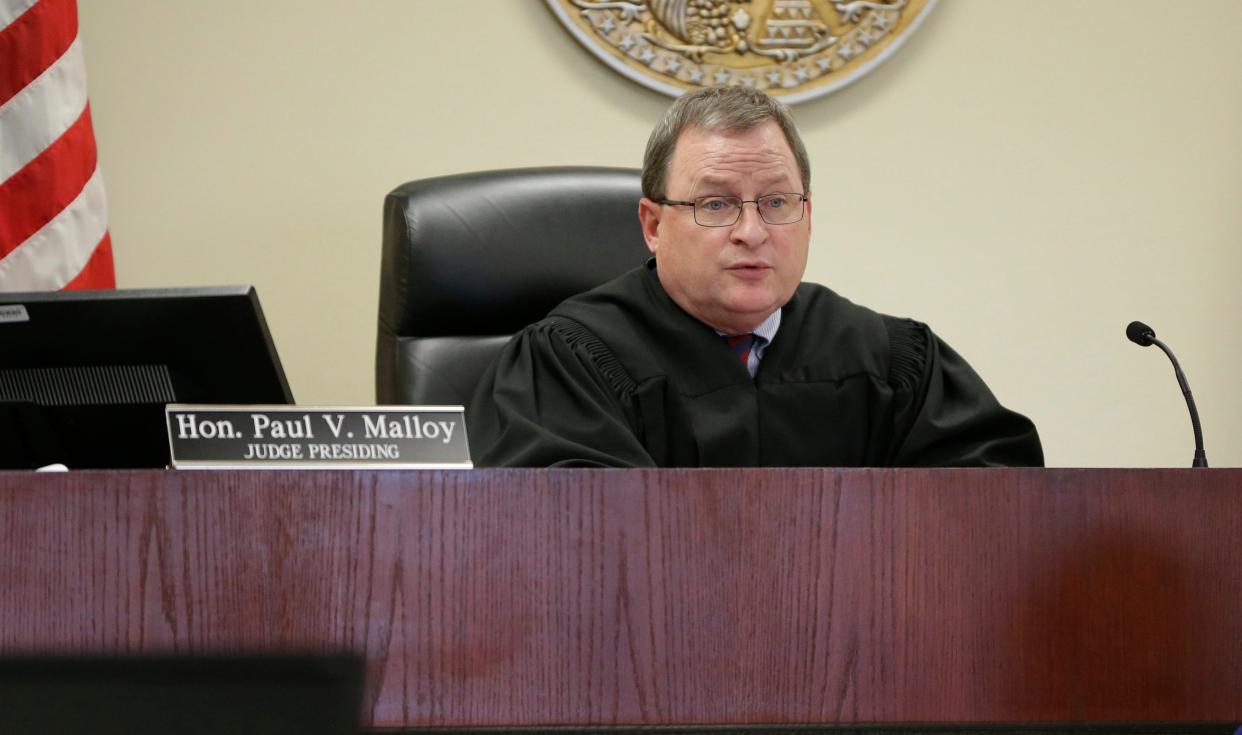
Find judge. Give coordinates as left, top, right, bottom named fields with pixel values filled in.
left=467, top=87, right=1042, bottom=468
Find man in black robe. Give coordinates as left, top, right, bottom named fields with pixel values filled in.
left=468, top=87, right=1042, bottom=468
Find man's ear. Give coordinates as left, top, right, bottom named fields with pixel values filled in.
left=804, top=195, right=812, bottom=237
left=638, top=198, right=662, bottom=256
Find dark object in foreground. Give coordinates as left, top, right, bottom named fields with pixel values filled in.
left=0, top=654, right=363, bottom=735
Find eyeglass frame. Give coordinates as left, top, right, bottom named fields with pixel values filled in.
left=651, top=192, right=809, bottom=227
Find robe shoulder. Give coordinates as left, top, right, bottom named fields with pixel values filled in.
left=466, top=314, right=656, bottom=467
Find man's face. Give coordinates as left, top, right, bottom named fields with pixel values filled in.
left=638, top=121, right=811, bottom=335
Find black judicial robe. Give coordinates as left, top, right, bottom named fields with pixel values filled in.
left=468, top=264, right=1043, bottom=468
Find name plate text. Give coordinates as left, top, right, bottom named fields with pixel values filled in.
left=166, top=405, right=472, bottom=469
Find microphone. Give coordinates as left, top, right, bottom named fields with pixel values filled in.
left=1126, top=321, right=1208, bottom=467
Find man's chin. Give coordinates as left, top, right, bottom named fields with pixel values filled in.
left=715, top=297, right=783, bottom=330
left=723, top=285, right=783, bottom=313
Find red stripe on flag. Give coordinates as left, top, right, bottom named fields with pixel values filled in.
left=0, top=0, right=77, bottom=109
left=0, top=102, right=97, bottom=256
left=63, top=230, right=114, bottom=290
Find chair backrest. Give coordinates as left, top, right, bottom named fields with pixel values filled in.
left=376, top=167, right=649, bottom=406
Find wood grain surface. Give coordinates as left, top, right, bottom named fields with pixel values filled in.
left=1, top=469, right=1239, bottom=727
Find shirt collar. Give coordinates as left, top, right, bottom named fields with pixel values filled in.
left=714, top=308, right=781, bottom=344
left=750, top=309, right=781, bottom=345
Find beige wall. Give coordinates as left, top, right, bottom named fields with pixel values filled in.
left=79, top=0, right=1242, bottom=467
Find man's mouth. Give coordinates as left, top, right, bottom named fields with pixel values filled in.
left=725, top=264, right=770, bottom=281
left=726, top=262, right=772, bottom=279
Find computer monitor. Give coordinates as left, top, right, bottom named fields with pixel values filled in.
left=0, top=286, right=293, bottom=469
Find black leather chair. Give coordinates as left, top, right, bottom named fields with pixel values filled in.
left=376, top=167, right=650, bottom=406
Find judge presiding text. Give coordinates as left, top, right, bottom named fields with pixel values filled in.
left=467, top=87, right=1043, bottom=468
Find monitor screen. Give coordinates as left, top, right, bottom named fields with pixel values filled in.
left=0, top=286, right=293, bottom=469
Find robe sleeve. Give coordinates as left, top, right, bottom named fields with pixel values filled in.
left=466, top=319, right=657, bottom=468
left=885, top=317, right=1044, bottom=467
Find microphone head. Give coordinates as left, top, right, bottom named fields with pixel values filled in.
left=1126, top=321, right=1156, bottom=346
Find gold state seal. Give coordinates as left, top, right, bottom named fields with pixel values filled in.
left=545, top=0, right=936, bottom=103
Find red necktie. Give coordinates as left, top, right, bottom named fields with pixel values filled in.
left=725, top=333, right=756, bottom=366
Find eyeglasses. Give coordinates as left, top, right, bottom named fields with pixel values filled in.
left=654, top=193, right=808, bottom=227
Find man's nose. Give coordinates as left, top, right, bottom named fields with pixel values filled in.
left=729, top=202, right=768, bottom=246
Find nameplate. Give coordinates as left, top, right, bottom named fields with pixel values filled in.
left=0, top=304, right=30, bottom=324
left=166, top=405, right=472, bottom=469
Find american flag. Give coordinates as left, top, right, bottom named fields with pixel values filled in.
left=0, top=0, right=114, bottom=291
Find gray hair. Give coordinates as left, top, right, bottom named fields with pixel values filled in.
left=641, top=86, right=811, bottom=199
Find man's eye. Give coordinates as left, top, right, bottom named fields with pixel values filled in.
left=701, top=199, right=730, bottom=211
left=764, top=196, right=788, bottom=209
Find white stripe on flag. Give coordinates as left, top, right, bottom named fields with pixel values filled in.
left=0, top=163, right=108, bottom=292
left=0, top=0, right=39, bottom=31
left=0, top=35, right=88, bottom=184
